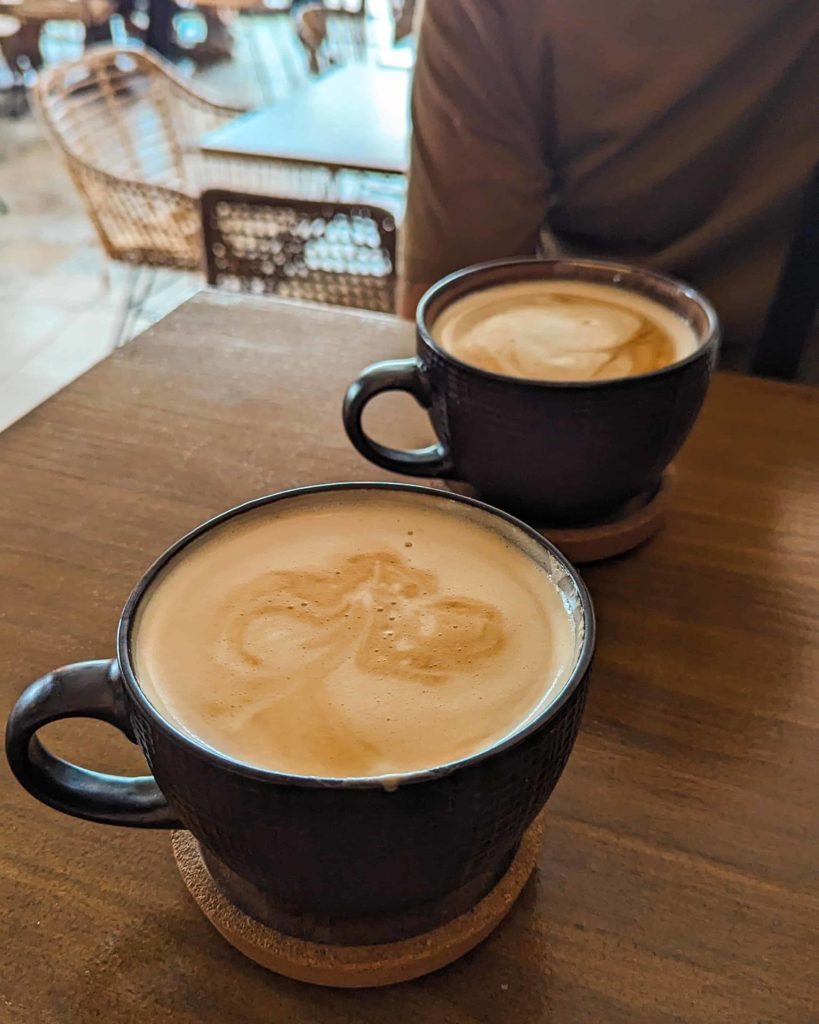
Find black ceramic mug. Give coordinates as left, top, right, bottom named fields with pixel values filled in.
left=343, top=258, right=720, bottom=525
left=5, top=483, right=594, bottom=944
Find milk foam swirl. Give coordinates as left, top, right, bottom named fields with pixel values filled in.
left=221, top=550, right=507, bottom=684
left=433, top=280, right=698, bottom=382
left=134, top=493, right=577, bottom=778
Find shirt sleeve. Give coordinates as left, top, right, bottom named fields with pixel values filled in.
left=399, top=0, right=554, bottom=291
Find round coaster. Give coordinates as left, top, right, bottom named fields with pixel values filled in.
left=437, top=470, right=674, bottom=564
left=173, top=809, right=546, bottom=988
left=541, top=473, right=672, bottom=564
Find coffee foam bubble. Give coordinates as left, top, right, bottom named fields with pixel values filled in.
left=133, top=492, right=577, bottom=779
left=433, top=279, right=699, bottom=381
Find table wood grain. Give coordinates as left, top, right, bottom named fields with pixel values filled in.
left=1, top=291, right=817, bottom=1024
left=200, top=64, right=409, bottom=174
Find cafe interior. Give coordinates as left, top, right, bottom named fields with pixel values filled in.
left=0, top=1, right=816, bottom=1022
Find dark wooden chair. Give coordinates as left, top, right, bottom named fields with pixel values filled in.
left=200, top=189, right=397, bottom=313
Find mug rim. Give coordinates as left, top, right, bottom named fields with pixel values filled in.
left=116, top=481, right=596, bottom=790
left=416, top=256, right=720, bottom=388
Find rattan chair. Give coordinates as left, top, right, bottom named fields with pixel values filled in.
left=391, top=0, right=416, bottom=43
left=201, top=188, right=397, bottom=313
left=32, top=45, right=248, bottom=271
left=294, top=2, right=366, bottom=75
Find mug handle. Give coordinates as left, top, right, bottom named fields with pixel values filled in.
left=343, top=357, right=455, bottom=477
left=5, top=658, right=181, bottom=828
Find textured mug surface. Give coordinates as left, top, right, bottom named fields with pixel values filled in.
left=5, top=483, right=595, bottom=943
left=343, top=258, right=720, bottom=525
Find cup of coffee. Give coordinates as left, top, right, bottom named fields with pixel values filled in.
left=343, top=258, right=720, bottom=525
left=6, top=483, right=593, bottom=942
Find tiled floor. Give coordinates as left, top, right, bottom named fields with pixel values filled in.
left=0, top=3, right=401, bottom=433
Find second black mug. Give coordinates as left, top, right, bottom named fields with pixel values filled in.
left=343, top=257, right=720, bottom=525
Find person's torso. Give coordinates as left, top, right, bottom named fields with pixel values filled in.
left=538, top=0, right=819, bottom=361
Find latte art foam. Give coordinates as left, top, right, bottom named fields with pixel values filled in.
left=134, top=492, right=576, bottom=779
left=222, top=551, right=507, bottom=685
left=433, top=280, right=699, bottom=381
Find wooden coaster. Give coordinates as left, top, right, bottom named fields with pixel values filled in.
left=540, top=474, right=672, bottom=564
left=439, top=470, right=673, bottom=564
left=173, top=809, right=546, bottom=988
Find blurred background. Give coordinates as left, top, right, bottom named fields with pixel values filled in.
left=0, top=0, right=414, bottom=430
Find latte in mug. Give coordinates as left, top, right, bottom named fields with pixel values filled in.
left=433, top=279, right=699, bottom=382
left=134, top=490, right=578, bottom=779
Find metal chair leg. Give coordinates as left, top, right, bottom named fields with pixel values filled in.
left=112, top=265, right=157, bottom=348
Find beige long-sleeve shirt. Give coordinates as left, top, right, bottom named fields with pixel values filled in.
left=401, top=0, right=819, bottom=370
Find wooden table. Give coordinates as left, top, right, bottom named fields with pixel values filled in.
left=200, top=64, right=410, bottom=175
left=1, top=292, right=817, bottom=1023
